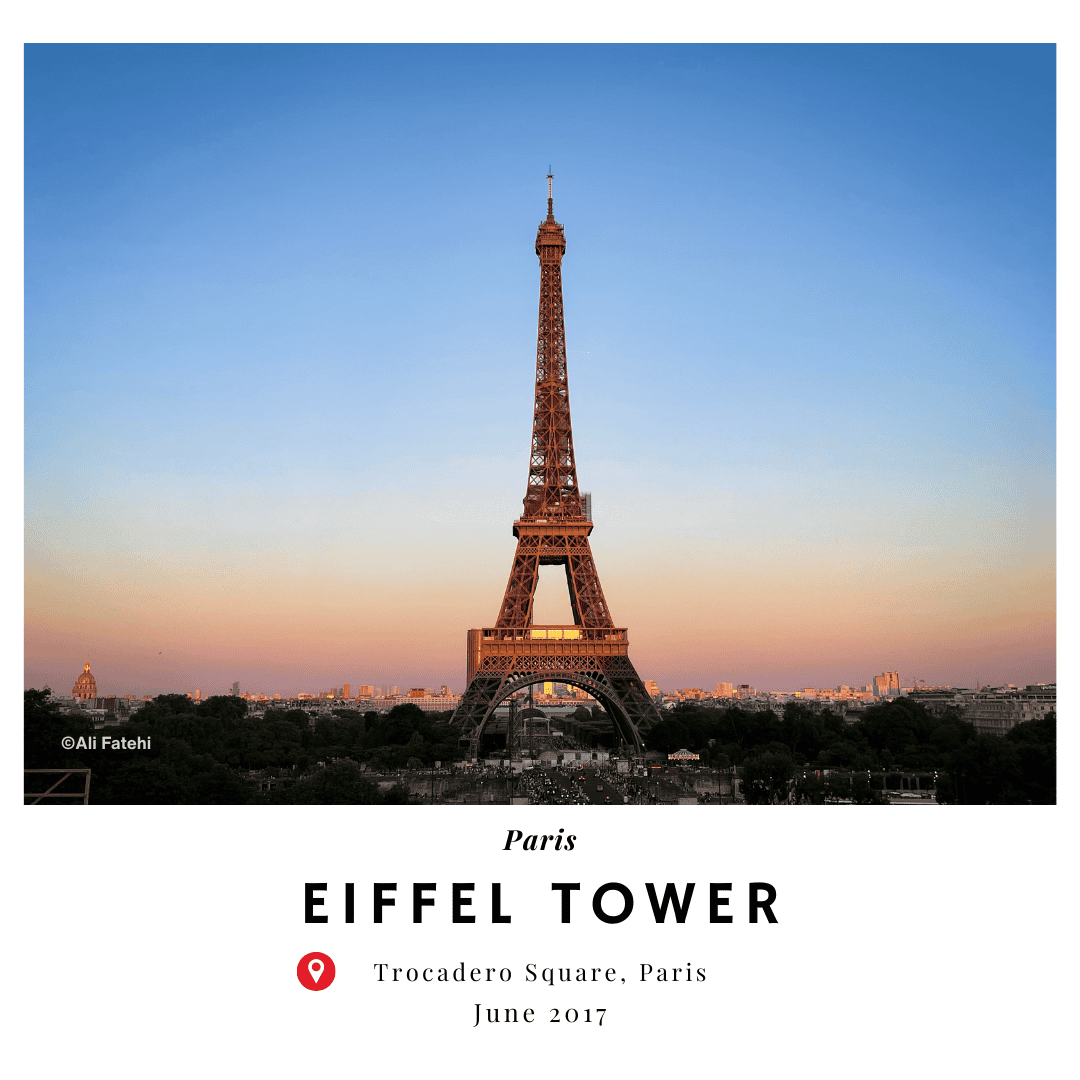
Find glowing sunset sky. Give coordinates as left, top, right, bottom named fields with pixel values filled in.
left=24, top=44, right=1055, bottom=697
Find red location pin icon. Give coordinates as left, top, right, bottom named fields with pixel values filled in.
left=297, top=952, right=335, bottom=991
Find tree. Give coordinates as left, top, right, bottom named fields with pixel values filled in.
left=1005, top=713, right=1055, bottom=803
left=793, top=773, right=826, bottom=804
left=276, top=760, right=382, bottom=804
left=645, top=719, right=692, bottom=755
left=825, top=772, right=853, bottom=802
left=860, top=698, right=928, bottom=757
left=364, top=703, right=427, bottom=750
left=198, top=695, right=249, bottom=720
left=192, top=763, right=254, bottom=803
left=278, top=708, right=311, bottom=729
left=940, top=734, right=1027, bottom=804
left=95, top=759, right=189, bottom=803
left=705, top=749, right=732, bottom=770
left=742, top=751, right=795, bottom=804
left=781, top=702, right=826, bottom=760
left=849, top=774, right=883, bottom=805
left=24, top=689, right=94, bottom=769
left=148, top=693, right=196, bottom=715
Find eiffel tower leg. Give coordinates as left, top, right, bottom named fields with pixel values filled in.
left=453, top=673, right=507, bottom=760
left=598, top=656, right=663, bottom=749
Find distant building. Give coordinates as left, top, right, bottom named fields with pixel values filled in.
left=342, top=684, right=351, bottom=699
left=716, top=682, right=734, bottom=698
left=958, top=686, right=1055, bottom=735
left=357, top=685, right=375, bottom=698
left=644, top=680, right=660, bottom=697
left=872, top=671, right=900, bottom=699
left=906, top=689, right=961, bottom=717
left=231, top=681, right=241, bottom=697
left=736, top=684, right=756, bottom=699
left=72, top=662, right=97, bottom=700
left=581, top=491, right=592, bottom=521
left=903, top=685, right=1055, bottom=733
left=798, top=686, right=873, bottom=702
left=676, top=687, right=707, bottom=700
left=370, top=690, right=461, bottom=712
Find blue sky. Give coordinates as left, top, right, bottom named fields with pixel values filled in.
left=25, top=44, right=1055, bottom=694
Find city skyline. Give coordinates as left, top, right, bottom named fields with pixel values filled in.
left=25, top=45, right=1055, bottom=695
left=42, top=656, right=1049, bottom=703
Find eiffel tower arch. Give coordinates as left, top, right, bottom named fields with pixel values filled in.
left=452, top=178, right=662, bottom=760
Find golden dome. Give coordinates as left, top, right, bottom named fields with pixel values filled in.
left=72, top=661, right=97, bottom=700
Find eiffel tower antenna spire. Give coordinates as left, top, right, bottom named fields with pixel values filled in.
left=452, top=188, right=661, bottom=759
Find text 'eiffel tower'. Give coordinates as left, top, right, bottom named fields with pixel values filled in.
left=452, top=178, right=661, bottom=758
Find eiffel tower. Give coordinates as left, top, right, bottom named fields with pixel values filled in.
left=452, top=177, right=661, bottom=759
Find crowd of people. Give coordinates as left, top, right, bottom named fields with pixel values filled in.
left=442, top=760, right=724, bottom=805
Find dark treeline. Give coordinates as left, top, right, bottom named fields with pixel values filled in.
left=647, top=698, right=1055, bottom=804
left=25, top=690, right=1054, bottom=805
left=24, top=690, right=460, bottom=804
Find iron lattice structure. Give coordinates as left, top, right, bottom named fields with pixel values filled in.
left=453, top=181, right=661, bottom=758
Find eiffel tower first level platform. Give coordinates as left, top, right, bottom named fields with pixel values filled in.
left=455, top=624, right=659, bottom=759
left=451, top=177, right=661, bottom=759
